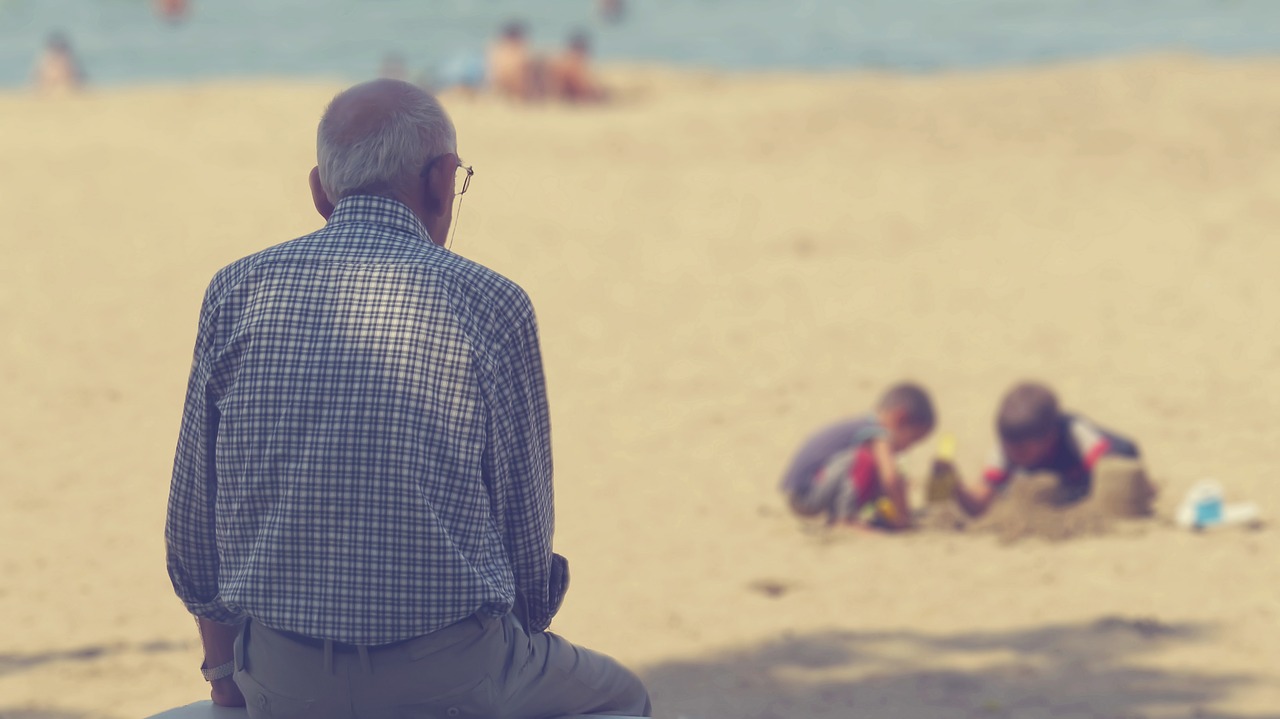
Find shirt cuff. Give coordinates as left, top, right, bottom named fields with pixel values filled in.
left=183, top=597, right=246, bottom=626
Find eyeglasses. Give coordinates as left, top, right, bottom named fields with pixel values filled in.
left=421, top=154, right=475, bottom=250
left=421, top=154, right=473, bottom=195
left=455, top=163, right=473, bottom=197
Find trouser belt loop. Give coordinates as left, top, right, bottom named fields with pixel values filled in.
left=323, top=639, right=334, bottom=675
left=357, top=644, right=372, bottom=675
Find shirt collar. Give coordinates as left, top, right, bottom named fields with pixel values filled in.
left=326, top=195, right=434, bottom=245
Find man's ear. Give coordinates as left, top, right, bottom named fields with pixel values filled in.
left=309, top=166, right=335, bottom=220
left=422, top=154, right=455, bottom=215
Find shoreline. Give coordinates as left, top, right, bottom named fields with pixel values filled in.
left=4, top=50, right=1280, bottom=97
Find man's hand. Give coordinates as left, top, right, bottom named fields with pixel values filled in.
left=211, top=676, right=246, bottom=707
left=197, top=617, right=245, bottom=706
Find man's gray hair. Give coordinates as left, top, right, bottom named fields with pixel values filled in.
left=316, top=81, right=457, bottom=202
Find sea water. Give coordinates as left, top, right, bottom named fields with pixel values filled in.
left=1, top=0, right=1279, bottom=88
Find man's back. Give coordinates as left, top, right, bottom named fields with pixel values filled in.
left=167, top=195, right=556, bottom=646
left=167, top=80, right=648, bottom=717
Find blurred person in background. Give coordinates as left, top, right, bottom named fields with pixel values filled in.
left=487, top=20, right=542, bottom=101
left=379, top=52, right=408, bottom=81
left=32, top=32, right=84, bottom=93
left=547, top=31, right=609, bottom=103
left=155, top=0, right=189, bottom=24
left=598, top=0, right=626, bottom=24
left=429, top=51, right=487, bottom=96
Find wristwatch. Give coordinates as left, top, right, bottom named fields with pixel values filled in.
left=201, top=660, right=235, bottom=682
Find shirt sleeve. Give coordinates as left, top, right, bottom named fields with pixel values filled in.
left=1068, top=417, right=1112, bottom=470
left=982, top=446, right=1012, bottom=489
left=164, top=288, right=243, bottom=624
left=488, top=301, right=561, bottom=633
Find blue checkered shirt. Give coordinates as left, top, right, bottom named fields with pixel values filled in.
left=165, top=195, right=563, bottom=645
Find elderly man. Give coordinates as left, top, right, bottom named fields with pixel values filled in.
left=165, top=79, right=650, bottom=719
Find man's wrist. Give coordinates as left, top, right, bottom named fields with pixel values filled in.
left=201, top=659, right=235, bottom=682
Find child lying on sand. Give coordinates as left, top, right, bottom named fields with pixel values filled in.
left=779, top=382, right=935, bottom=530
left=950, top=381, right=1146, bottom=517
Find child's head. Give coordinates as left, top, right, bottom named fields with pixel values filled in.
left=996, top=382, right=1063, bottom=467
left=875, top=382, right=936, bottom=452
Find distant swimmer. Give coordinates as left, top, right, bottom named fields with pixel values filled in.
left=597, top=0, right=626, bottom=24
left=547, top=32, right=608, bottom=104
left=379, top=52, right=408, bottom=81
left=487, top=20, right=539, bottom=101
left=155, top=0, right=189, bottom=23
left=32, top=32, right=84, bottom=93
left=433, top=51, right=487, bottom=95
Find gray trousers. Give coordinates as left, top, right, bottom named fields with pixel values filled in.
left=233, top=615, right=650, bottom=719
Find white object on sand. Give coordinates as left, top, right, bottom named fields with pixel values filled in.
left=1175, top=479, right=1261, bottom=530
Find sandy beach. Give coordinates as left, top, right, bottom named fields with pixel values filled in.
left=2, top=55, right=1280, bottom=718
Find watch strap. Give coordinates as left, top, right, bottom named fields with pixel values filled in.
left=201, top=659, right=235, bottom=682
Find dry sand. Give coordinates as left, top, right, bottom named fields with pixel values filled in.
left=2, top=55, right=1280, bottom=718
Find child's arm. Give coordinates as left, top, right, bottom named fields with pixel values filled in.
left=872, top=438, right=912, bottom=530
left=952, top=448, right=1011, bottom=518
left=953, top=475, right=997, bottom=518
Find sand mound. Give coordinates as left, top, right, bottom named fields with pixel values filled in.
left=916, top=502, right=973, bottom=534
left=918, top=459, right=1157, bottom=543
left=1090, top=457, right=1158, bottom=519
left=971, top=472, right=1114, bottom=543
